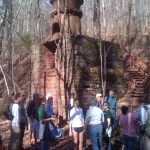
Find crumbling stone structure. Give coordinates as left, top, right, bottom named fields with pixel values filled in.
left=43, top=0, right=84, bottom=52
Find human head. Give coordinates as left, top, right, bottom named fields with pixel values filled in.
left=10, top=93, right=15, bottom=101
left=90, top=99, right=97, bottom=107
left=33, top=92, right=40, bottom=101
left=46, top=94, right=53, bottom=104
left=103, top=102, right=109, bottom=110
left=39, top=97, right=46, bottom=108
left=121, top=105, right=128, bottom=115
left=15, top=93, right=22, bottom=103
left=109, top=90, right=114, bottom=97
left=96, top=93, right=103, bottom=102
left=74, top=99, right=80, bottom=108
left=71, top=93, right=75, bottom=99
left=21, top=95, right=26, bottom=104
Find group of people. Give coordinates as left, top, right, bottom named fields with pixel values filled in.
left=6, top=89, right=150, bottom=150
left=69, top=90, right=150, bottom=150
left=8, top=92, right=57, bottom=150
left=69, top=90, right=117, bottom=150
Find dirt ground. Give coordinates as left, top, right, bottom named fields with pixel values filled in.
left=0, top=116, right=125, bottom=150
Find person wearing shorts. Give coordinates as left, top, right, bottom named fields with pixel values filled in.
left=26, top=93, right=40, bottom=145
left=70, top=99, right=84, bottom=150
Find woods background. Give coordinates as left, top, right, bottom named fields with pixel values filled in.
left=0, top=0, right=150, bottom=115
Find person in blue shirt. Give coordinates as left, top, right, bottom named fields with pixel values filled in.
left=85, top=99, right=104, bottom=150
left=136, top=102, right=150, bottom=150
left=45, top=94, right=55, bottom=118
left=104, top=90, right=117, bottom=130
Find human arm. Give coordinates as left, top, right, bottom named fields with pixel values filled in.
left=81, top=108, right=85, bottom=126
left=101, top=111, right=105, bottom=123
left=106, top=110, right=111, bottom=128
left=115, top=98, right=118, bottom=115
left=119, top=115, right=122, bottom=127
left=107, top=118, right=111, bottom=129
left=85, top=109, right=90, bottom=125
left=41, top=117, right=56, bottom=124
left=69, top=109, right=73, bottom=136
left=69, top=121, right=73, bottom=136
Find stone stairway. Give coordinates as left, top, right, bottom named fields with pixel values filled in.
left=127, top=70, right=145, bottom=97
left=125, top=53, right=150, bottom=111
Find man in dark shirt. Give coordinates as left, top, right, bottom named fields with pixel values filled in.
left=27, top=92, right=40, bottom=145
left=103, top=102, right=112, bottom=150
left=19, top=96, right=27, bottom=149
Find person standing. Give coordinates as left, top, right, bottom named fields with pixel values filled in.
left=45, top=94, right=54, bottom=118
left=70, top=99, right=84, bottom=150
left=85, top=99, right=104, bottom=150
left=10, top=93, right=21, bottom=150
left=67, top=93, right=75, bottom=120
left=19, top=96, right=28, bottom=150
left=70, top=93, right=75, bottom=108
left=96, top=93, right=103, bottom=109
left=26, top=92, right=40, bottom=145
left=104, top=90, right=117, bottom=130
left=103, top=102, right=112, bottom=150
left=38, top=98, right=55, bottom=150
left=119, top=106, right=137, bottom=150
left=136, top=102, right=150, bottom=150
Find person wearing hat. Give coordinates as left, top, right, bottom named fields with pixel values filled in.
left=96, top=93, right=103, bottom=109
left=85, top=99, right=104, bottom=150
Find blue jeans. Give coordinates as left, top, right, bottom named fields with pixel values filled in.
left=103, top=127, right=111, bottom=150
left=40, top=140, right=49, bottom=150
left=122, top=134, right=136, bottom=150
left=88, top=124, right=103, bottom=150
left=110, top=110, right=116, bottom=131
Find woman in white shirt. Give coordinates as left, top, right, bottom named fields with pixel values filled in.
left=70, top=99, right=84, bottom=150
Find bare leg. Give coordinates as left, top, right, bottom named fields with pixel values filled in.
left=29, top=132, right=33, bottom=145
left=73, top=130, right=78, bottom=150
left=34, top=130, right=37, bottom=144
left=79, top=131, right=83, bottom=150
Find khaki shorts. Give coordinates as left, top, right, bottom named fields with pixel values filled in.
left=29, top=119, right=38, bottom=132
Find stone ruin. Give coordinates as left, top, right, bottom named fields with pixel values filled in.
left=43, top=0, right=84, bottom=53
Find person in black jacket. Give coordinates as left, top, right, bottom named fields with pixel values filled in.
left=26, top=93, right=40, bottom=145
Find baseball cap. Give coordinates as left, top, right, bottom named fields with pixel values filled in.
left=96, top=93, right=103, bottom=98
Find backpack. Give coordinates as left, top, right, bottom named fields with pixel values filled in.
left=49, top=121, right=64, bottom=141
left=144, top=107, right=150, bottom=138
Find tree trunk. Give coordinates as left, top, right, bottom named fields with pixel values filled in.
left=7, top=0, right=13, bottom=94
left=126, top=0, right=132, bottom=45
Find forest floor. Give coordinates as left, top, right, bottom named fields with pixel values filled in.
left=0, top=116, right=125, bottom=150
